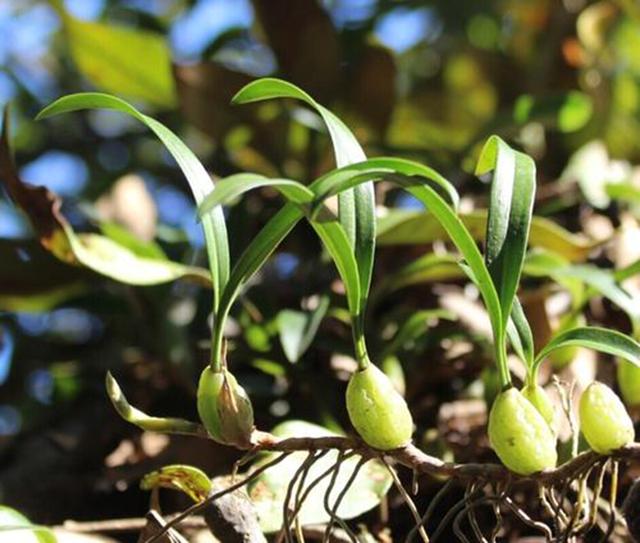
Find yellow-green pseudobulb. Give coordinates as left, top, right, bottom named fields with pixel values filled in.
left=579, top=381, right=634, bottom=454
left=488, top=388, right=557, bottom=475
left=197, top=367, right=254, bottom=447
left=346, top=362, right=413, bottom=450
left=617, top=359, right=640, bottom=407
left=521, top=383, right=556, bottom=431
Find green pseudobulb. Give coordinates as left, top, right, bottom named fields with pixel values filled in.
left=579, top=381, right=634, bottom=454
left=346, top=363, right=413, bottom=450
left=617, top=359, right=640, bottom=407
left=488, top=388, right=557, bottom=475
left=197, top=367, right=254, bottom=447
left=521, top=383, right=556, bottom=431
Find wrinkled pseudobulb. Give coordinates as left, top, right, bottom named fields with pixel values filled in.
left=488, top=388, right=557, bottom=475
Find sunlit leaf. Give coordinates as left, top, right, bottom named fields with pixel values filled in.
left=377, top=209, right=600, bottom=262
left=52, top=1, right=176, bottom=108
left=36, top=94, right=227, bottom=299
left=525, top=250, right=640, bottom=324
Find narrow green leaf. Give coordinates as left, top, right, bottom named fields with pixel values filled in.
left=278, top=296, right=330, bottom=363
left=200, top=160, right=458, bottom=223
left=311, top=157, right=458, bottom=208
left=233, top=78, right=375, bottom=318
left=477, top=136, right=536, bottom=332
left=105, top=372, right=204, bottom=436
left=37, top=93, right=229, bottom=311
left=198, top=174, right=314, bottom=217
left=508, top=298, right=535, bottom=368
left=310, top=222, right=361, bottom=316
left=534, top=327, right=640, bottom=371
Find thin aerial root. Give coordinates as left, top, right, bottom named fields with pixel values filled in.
left=552, top=479, right=571, bottom=531
left=455, top=486, right=493, bottom=543
left=380, top=455, right=430, bottom=543
left=490, top=477, right=510, bottom=542
left=503, top=495, right=553, bottom=541
left=232, top=448, right=260, bottom=479
left=430, top=486, right=483, bottom=542
left=562, top=466, right=594, bottom=542
left=288, top=451, right=358, bottom=529
left=598, top=460, right=619, bottom=543
left=465, top=482, right=488, bottom=543
left=574, top=460, right=607, bottom=536
left=452, top=501, right=473, bottom=543
left=295, top=450, right=330, bottom=512
left=282, top=451, right=318, bottom=543
left=405, top=479, right=455, bottom=543
left=322, top=453, right=363, bottom=543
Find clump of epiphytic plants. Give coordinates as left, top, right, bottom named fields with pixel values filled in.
left=34, top=78, right=640, bottom=524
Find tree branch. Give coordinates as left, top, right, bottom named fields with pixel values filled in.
left=251, top=431, right=640, bottom=485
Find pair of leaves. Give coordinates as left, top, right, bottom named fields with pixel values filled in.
left=229, top=79, right=375, bottom=358
left=201, top=159, right=459, bottom=339
left=478, top=136, right=536, bottom=385
left=0, top=109, right=211, bottom=289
